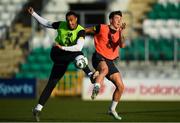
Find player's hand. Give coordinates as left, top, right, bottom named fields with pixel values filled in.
left=53, top=42, right=63, bottom=49
left=28, top=7, right=34, bottom=15
left=120, top=23, right=126, bottom=30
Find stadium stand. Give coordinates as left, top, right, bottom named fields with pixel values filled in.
left=142, top=0, right=180, bottom=61
left=15, top=47, right=78, bottom=79
left=0, top=0, right=30, bottom=78
left=144, top=1, right=180, bottom=38
left=127, top=0, right=157, bottom=37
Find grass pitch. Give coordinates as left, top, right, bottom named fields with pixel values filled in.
left=0, top=97, right=180, bottom=122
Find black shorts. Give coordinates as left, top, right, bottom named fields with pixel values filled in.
left=49, top=46, right=84, bottom=80
left=50, top=46, right=83, bottom=65
left=92, top=52, right=119, bottom=79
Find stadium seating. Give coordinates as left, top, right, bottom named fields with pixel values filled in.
left=120, top=37, right=179, bottom=61
left=15, top=47, right=78, bottom=79
left=0, top=47, right=23, bottom=78
left=0, top=0, right=35, bottom=78
left=127, top=0, right=156, bottom=36
left=0, top=0, right=28, bottom=38
left=137, top=0, right=180, bottom=62
left=144, top=0, right=180, bottom=38
left=15, top=47, right=51, bottom=79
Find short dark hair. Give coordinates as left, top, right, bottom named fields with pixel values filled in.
left=66, top=11, right=78, bottom=20
left=109, top=11, right=122, bottom=19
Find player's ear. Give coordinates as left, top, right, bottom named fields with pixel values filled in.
left=75, top=17, right=78, bottom=22
left=110, top=18, right=113, bottom=24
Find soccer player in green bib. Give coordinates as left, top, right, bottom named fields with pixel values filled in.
left=28, top=7, right=99, bottom=122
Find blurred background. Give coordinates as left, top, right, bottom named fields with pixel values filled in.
left=0, top=0, right=180, bottom=121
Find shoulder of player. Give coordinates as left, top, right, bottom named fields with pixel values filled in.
left=95, top=24, right=109, bottom=33
left=77, top=24, right=85, bottom=30
left=96, top=24, right=108, bottom=30
left=100, top=24, right=108, bottom=26
left=52, top=21, right=65, bottom=29
left=100, top=24, right=109, bottom=28
left=59, top=21, right=67, bottom=26
left=57, top=21, right=70, bottom=28
left=76, top=24, right=85, bottom=34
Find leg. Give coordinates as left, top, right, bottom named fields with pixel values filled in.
left=63, top=50, right=92, bottom=76
left=38, top=63, right=68, bottom=106
left=91, top=60, right=108, bottom=99
left=71, top=51, right=99, bottom=83
left=33, top=63, right=68, bottom=121
left=91, top=52, right=109, bottom=99
left=52, top=47, right=97, bottom=84
left=109, top=72, right=124, bottom=102
left=104, top=59, right=124, bottom=120
left=108, top=72, right=124, bottom=120
left=92, top=52, right=109, bottom=85
left=95, top=60, right=109, bottom=85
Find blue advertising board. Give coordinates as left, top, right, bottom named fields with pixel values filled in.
left=0, top=79, right=36, bottom=98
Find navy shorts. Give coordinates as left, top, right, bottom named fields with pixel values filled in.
left=92, top=52, right=119, bottom=79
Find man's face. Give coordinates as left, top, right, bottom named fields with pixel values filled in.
left=67, top=15, right=78, bottom=29
left=110, top=15, right=122, bottom=30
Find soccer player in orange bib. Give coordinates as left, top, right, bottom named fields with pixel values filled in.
left=85, top=10, right=126, bottom=120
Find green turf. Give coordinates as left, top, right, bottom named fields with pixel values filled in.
left=0, top=97, right=180, bottom=122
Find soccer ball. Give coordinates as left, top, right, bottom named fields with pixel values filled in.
left=75, top=55, right=88, bottom=69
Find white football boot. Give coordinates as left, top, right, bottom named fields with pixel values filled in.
left=108, top=110, right=122, bottom=120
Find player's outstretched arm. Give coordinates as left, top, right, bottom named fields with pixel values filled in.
left=85, top=27, right=95, bottom=34
left=27, top=6, right=53, bottom=28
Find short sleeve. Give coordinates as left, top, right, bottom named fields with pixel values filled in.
left=52, top=21, right=61, bottom=29
left=77, top=30, right=85, bottom=39
left=94, top=24, right=101, bottom=34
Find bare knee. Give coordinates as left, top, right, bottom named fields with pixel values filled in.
left=116, top=83, right=124, bottom=94
left=97, top=61, right=108, bottom=76
left=100, top=67, right=108, bottom=75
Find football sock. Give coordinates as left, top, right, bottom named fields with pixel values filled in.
left=88, top=72, right=93, bottom=77
left=83, top=66, right=92, bottom=76
left=35, top=104, right=43, bottom=111
left=110, top=101, right=118, bottom=111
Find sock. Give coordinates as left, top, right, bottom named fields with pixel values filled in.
left=109, top=101, right=118, bottom=111
left=35, top=104, right=43, bottom=111
left=83, top=66, right=92, bottom=76
left=88, top=72, right=93, bottom=77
